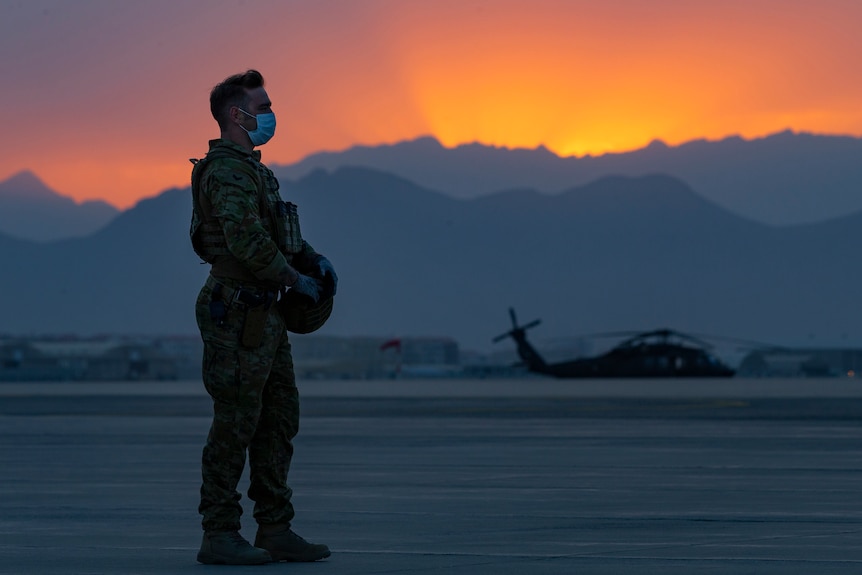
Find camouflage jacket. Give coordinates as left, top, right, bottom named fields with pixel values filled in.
left=190, top=139, right=315, bottom=287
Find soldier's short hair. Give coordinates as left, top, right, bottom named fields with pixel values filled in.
left=210, top=70, right=265, bottom=130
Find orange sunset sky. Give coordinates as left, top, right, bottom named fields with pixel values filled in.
left=3, top=0, right=862, bottom=209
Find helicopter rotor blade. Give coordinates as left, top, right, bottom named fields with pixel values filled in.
left=581, top=330, right=645, bottom=339
left=667, top=330, right=714, bottom=349
left=686, top=332, right=792, bottom=352
left=493, top=310, right=542, bottom=343
left=491, top=333, right=510, bottom=343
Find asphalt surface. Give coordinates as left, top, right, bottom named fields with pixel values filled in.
left=2, top=377, right=862, bottom=574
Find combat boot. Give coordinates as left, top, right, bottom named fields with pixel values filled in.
left=196, top=530, right=272, bottom=565
left=254, top=524, right=331, bottom=562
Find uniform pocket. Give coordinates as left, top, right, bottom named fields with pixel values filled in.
left=202, top=343, right=241, bottom=403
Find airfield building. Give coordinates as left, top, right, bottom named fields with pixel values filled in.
left=737, top=347, right=862, bottom=378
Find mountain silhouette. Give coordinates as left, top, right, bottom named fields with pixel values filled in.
left=0, top=171, right=118, bottom=242
left=2, top=167, right=856, bottom=353
left=5, top=130, right=860, bottom=244
left=273, top=131, right=862, bottom=226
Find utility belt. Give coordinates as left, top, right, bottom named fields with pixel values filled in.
left=206, top=275, right=280, bottom=348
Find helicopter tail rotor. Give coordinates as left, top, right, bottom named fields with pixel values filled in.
left=493, top=307, right=542, bottom=343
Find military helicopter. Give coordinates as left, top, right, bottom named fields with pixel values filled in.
left=493, top=308, right=735, bottom=378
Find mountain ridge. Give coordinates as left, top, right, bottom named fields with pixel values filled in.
left=0, top=170, right=119, bottom=242
left=3, top=130, right=861, bottom=242
left=273, top=130, right=862, bottom=226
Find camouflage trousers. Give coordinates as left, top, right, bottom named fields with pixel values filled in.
left=196, top=275, right=299, bottom=533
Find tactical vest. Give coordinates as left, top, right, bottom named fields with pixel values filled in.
left=190, top=147, right=305, bottom=282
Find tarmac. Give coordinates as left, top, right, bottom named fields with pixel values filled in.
left=2, top=377, right=862, bottom=574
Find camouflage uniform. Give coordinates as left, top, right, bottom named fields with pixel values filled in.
left=190, top=138, right=317, bottom=533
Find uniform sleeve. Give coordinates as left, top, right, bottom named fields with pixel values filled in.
left=203, top=165, right=290, bottom=283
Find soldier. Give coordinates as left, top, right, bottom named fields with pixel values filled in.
left=190, top=69, right=336, bottom=565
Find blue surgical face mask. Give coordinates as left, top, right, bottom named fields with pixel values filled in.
left=239, top=108, right=276, bottom=146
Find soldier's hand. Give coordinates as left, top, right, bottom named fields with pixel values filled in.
left=316, top=256, right=338, bottom=296
left=290, top=273, right=323, bottom=303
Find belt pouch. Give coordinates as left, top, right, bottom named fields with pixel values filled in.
left=241, top=303, right=268, bottom=348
